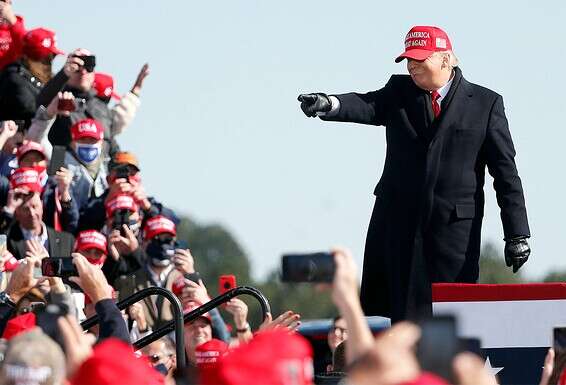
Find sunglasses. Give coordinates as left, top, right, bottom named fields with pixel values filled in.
left=147, top=353, right=173, bottom=364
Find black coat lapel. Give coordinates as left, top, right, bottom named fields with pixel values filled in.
left=432, top=67, right=472, bottom=140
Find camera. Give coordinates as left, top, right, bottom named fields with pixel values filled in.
left=73, top=55, right=96, bottom=73
left=112, top=209, right=131, bottom=233
left=281, top=252, right=335, bottom=283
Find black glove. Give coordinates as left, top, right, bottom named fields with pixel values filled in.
left=298, top=93, right=332, bottom=117
left=504, top=237, right=530, bottom=273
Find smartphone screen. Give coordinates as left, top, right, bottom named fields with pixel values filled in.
left=281, top=252, right=335, bottom=282
left=416, top=316, right=458, bottom=383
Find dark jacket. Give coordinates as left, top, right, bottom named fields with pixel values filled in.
left=36, top=69, right=120, bottom=158
left=6, top=223, right=75, bottom=260
left=0, top=60, right=42, bottom=122
left=322, top=67, right=530, bottom=321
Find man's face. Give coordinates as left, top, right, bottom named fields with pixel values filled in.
left=142, top=340, right=175, bottom=374
left=14, top=192, right=43, bottom=230
left=327, top=317, right=348, bottom=352
left=184, top=318, right=212, bottom=356
left=19, top=151, right=46, bottom=168
left=406, top=54, right=447, bottom=91
left=80, top=248, right=105, bottom=262
left=67, top=66, right=95, bottom=92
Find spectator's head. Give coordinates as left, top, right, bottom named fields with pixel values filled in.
left=69, top=338, right=164, bottom=385
left=16, top=140, right=47, bottom=169
left=141, top=337, right=176, bottom=379
left=183, top=302, right=212, bottom=363
left=93, top=73, right=121, bottom=104
left=395, top=26, right=458, bottom=91
left=75, top=230, right=108, bottom=266
left=22, top=28, right=64, bottom=83
left=0, top=329, right=66, bottom=385
left=66, top=48, right=96, bottom=92
left=213, top=329, right=314, bottom=385
left=104, top=194, right=141, bottom=235
left=327, top=316, right=347, bottom=352
left=144, top=215, right=177, bottom=268
left=108, top=151, right=141, bottom=185
left=11, top=168, right=44, bottom=232
left=70, top=118, right=104, bottom=165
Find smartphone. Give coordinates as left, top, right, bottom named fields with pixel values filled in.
left=416, top=315, right=459, bottom=383
left=458, top=337, right=482, bottom=357
left=219, top=275, right=236, bottom=295
left=47, top=145, right=67, bottom=176
left=281, top=252, right=335, bottom=283
left=41, top=257, right=78, bottom=279
left=57, top=98, right=76, bottom=112
left=184, top=271, right=201, bottom=283
left=74, top=55, right=96, bottom=72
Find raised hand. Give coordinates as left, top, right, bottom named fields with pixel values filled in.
left=297, top=93, right=332, bottom=117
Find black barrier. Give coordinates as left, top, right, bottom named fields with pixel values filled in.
left=132, top=286, right=271, bottom=351
left=80, top=286, right=186, bottom=369
left=80, top=285, right=270, bottom=371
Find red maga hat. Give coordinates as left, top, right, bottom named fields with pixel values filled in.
left=75, top=230, right=107, bottom=254
left=195, top=338, right=229, bottom=369
left=2, top=313, right=37, bottom=340
left=70, top=338, right=164, bottom=385
left=144, top=215, right=176, bottom=240
left=70, top=118, right=104, bottom=142
left=16, top=140, right=47, bottom=161
left=212, top=329, right=314, bottom=385
left=9, top=167, right=43, bottom=193
left=395, top=26, right=452, bottom=63
left=93, top=73, right=121, bottom=101
left=105, top=194, right=138, bottom=218
left=23, top=28, right=65, bottom=61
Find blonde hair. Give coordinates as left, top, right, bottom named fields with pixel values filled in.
left=432, top=50, right=459, bottom=68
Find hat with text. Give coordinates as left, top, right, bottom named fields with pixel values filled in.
left=395, top=26, right=452, bottom=63
left=9, top=167, right=43, bottom=193
left=75, top=230, right=108, bottom=254
left=71, top=118, right=104, bottom=141
left=144, top=215, right=177, bottom=240
left=105, top=193, right=138, bottom=217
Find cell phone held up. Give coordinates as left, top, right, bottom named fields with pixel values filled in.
left=72, top=55, right=96, bottom=73
left=281, top=252, right=335, bottom=283
left=416, top=315, right=459, bottom=383
left=41, top=257, right=78, bottom=279
left=219, top=275, right=236, bottom=295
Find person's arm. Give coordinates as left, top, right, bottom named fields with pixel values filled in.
left=111, top=92, right=140, bottom=136
left=209, top=307, right=231, bottom=343
left=0, top=121, right=17, bottom=156
left=45, top=279, right=79, bottom=319
left=483, top=95, right=530, bottom=239
left=36, top=69, right=69, bottom=107
left=330, top=248, right=374, bottom=364
left=69, top=253, right=130, bottom=343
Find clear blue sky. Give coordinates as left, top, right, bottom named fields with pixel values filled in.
left=17, top=0, right=566, bottom=280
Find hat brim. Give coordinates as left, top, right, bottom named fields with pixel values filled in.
left=51, top=48, right=65, bottom=56
left=395, top=49, right=434, bottom=63
left=77, top=243, right=107, bottom=254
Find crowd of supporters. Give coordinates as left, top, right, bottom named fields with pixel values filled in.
left=0, top=2, right=562, bottom=385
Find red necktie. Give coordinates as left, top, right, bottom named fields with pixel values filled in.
left=431, top=90, right=441, bottom=118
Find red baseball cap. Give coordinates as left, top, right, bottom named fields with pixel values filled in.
left=23, top=28, right=65, bottom=61
left=105, top=194, right=138, bottom=218
left=213, top=329, right=314, bottom=385
left=16, top=140, right=47, bottom=161
left=195, top=339, right=229, bottom=369
left=75, top=230, right=107, bottom=254
left=70, top=338, right=164, bottom=385
left=9, top=167, right=44, bottom=193
left=395, top=26, right=452, bottom=63
left=2, top=313, right=37, bottom=340
left=70, top=118, right=104, bottom=142
left=93, top=73, right=121, bottom=101
left=144, top=215, right=177, bottom=240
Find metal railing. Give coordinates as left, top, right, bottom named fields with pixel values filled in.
left=80, top=285, right=271, bottom=371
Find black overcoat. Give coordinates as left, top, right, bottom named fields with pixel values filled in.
left=322, top=67, right=530, bottom=321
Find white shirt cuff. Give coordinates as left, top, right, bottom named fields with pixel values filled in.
left=317, top=95, right=340, bottom=118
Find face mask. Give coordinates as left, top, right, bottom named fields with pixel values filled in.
left=146, top=238, right=176, bottom=267
left=75, top=143, right=101, bottom=164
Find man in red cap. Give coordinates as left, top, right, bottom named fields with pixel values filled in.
left=0, top=27, right=65, bottom=123
left=65, top=118, right=108, bottom=210
left=75, top=229, right=108, bottom=266
left=298, top=26, right=531, bottom=321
